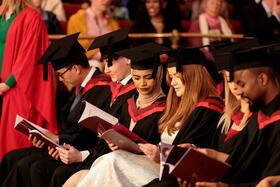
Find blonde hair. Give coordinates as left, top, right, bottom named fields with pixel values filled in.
left=159, top=64, right=220, bottom=135
left=1, top=0, right=35, bottom=17
left=199, top=0, right=229, bottom=18
left=217, top=72, right=249, bottom=133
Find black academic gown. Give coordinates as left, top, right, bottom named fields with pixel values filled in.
left=49, top=94, right=165, bottom=187
left=211, top=108, right=252, bottom=153
left=144, top=97, right=224, bottom=187
left=220, top=94, right=280, bottom=185
left=89, top=94, right=166, bottom=165
left=45, top=79, right=137, bottom=187
left=0, top=68, right=112, bottom=187
left=107, top=79, right=137, bottom=116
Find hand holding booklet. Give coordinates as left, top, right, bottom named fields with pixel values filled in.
left=159, top=142, right=231, bottom=183
left=14, top=115, right=63, bottom=149
left=79, top=101, right=147, bottom=154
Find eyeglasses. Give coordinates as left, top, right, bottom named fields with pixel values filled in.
left=56, top=65, right=73, bottom=79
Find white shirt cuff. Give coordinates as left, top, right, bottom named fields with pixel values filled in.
left=80, top=150, right=90, bottom=161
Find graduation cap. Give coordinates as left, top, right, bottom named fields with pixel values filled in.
left=115, top=42, right=170, bottom=78
left=88, top=27, right=132, bottom=67
left=212, top=39, right=261, bottom=81
left=166, top=46, right=222, bottom=84
left=37, top=32, right=88, bottom=81
left=232, top=43, right=280, bottom=71
left=167, top=47, right=205, bottom=70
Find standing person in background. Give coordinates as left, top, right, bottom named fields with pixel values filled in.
left=188, top=0, right=233, bottom=48
left=33, top=0, right=63, bottom=34
left=41, top=0, right=66, bottom=22
left=67, top=0, right=119, bottom=63
left=0, top=0, right=57, bottom=159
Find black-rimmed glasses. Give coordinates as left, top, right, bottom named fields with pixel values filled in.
left=56, top=65, right=73, bottom=79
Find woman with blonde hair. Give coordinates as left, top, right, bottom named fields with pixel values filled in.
left=0, top=0, right=57, bottom=159
left=63, top=46, right=224, bottom=187
left=211, top=41, right=254, bottom=150
left=210, top=70, right=250, bottom=153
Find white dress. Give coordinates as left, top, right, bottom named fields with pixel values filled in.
left=76, top=126, right=179, bottom=187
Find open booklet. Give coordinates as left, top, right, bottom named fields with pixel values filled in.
left=159, top=142, right=231, bottom=183
left=14, top=115, right=63, bottom=149
left=79, top=101, right=147, bottom=154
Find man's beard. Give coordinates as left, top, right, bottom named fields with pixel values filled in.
left=249, top=101, right=264, bottom=112
left=242, top=96, right=263, bottom=112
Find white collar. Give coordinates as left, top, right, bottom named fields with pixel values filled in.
left=81, top=66, right=97, bottom=88
left=262, top=1, right=272, bottom=17
left=120, top=74, right=132, bottom=85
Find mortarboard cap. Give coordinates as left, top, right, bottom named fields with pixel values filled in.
left=212, top=39, right=260, bottom=81
left=166, top=46, right=222, bottom=84
left=166, top=46, right=206, bottom=70
left=37, top=32, right=88, bottom=81
left=116, top=42, right=170, bottom=78
left=232, top=43, right=280, bottom=71
left=88, top=27, right=132, bottom=67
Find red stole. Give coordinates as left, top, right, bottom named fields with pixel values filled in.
left=81, top=74, right=111, bottom=95
left=127, top=97, right=166, bottom=122
left=110, top=82, right=135, bottom=104
left=258, top=110, right=280, bottom=130
left=224, top=110, right=252, bottom=142
left=192, top=97, right=224, bottom=113
left=0, top=6, right=57, bottom=158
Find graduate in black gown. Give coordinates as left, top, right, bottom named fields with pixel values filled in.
left=210, top=40, right=259, bottom=151
left=62, top=42, right=170, bottom=187
left=184, top=43, right=280, bottom=187
left=0, top=33, right=113, bottom=187
left=29, top=28, right=139, bottom=187
left=141, top=47, right=224, bottom=187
